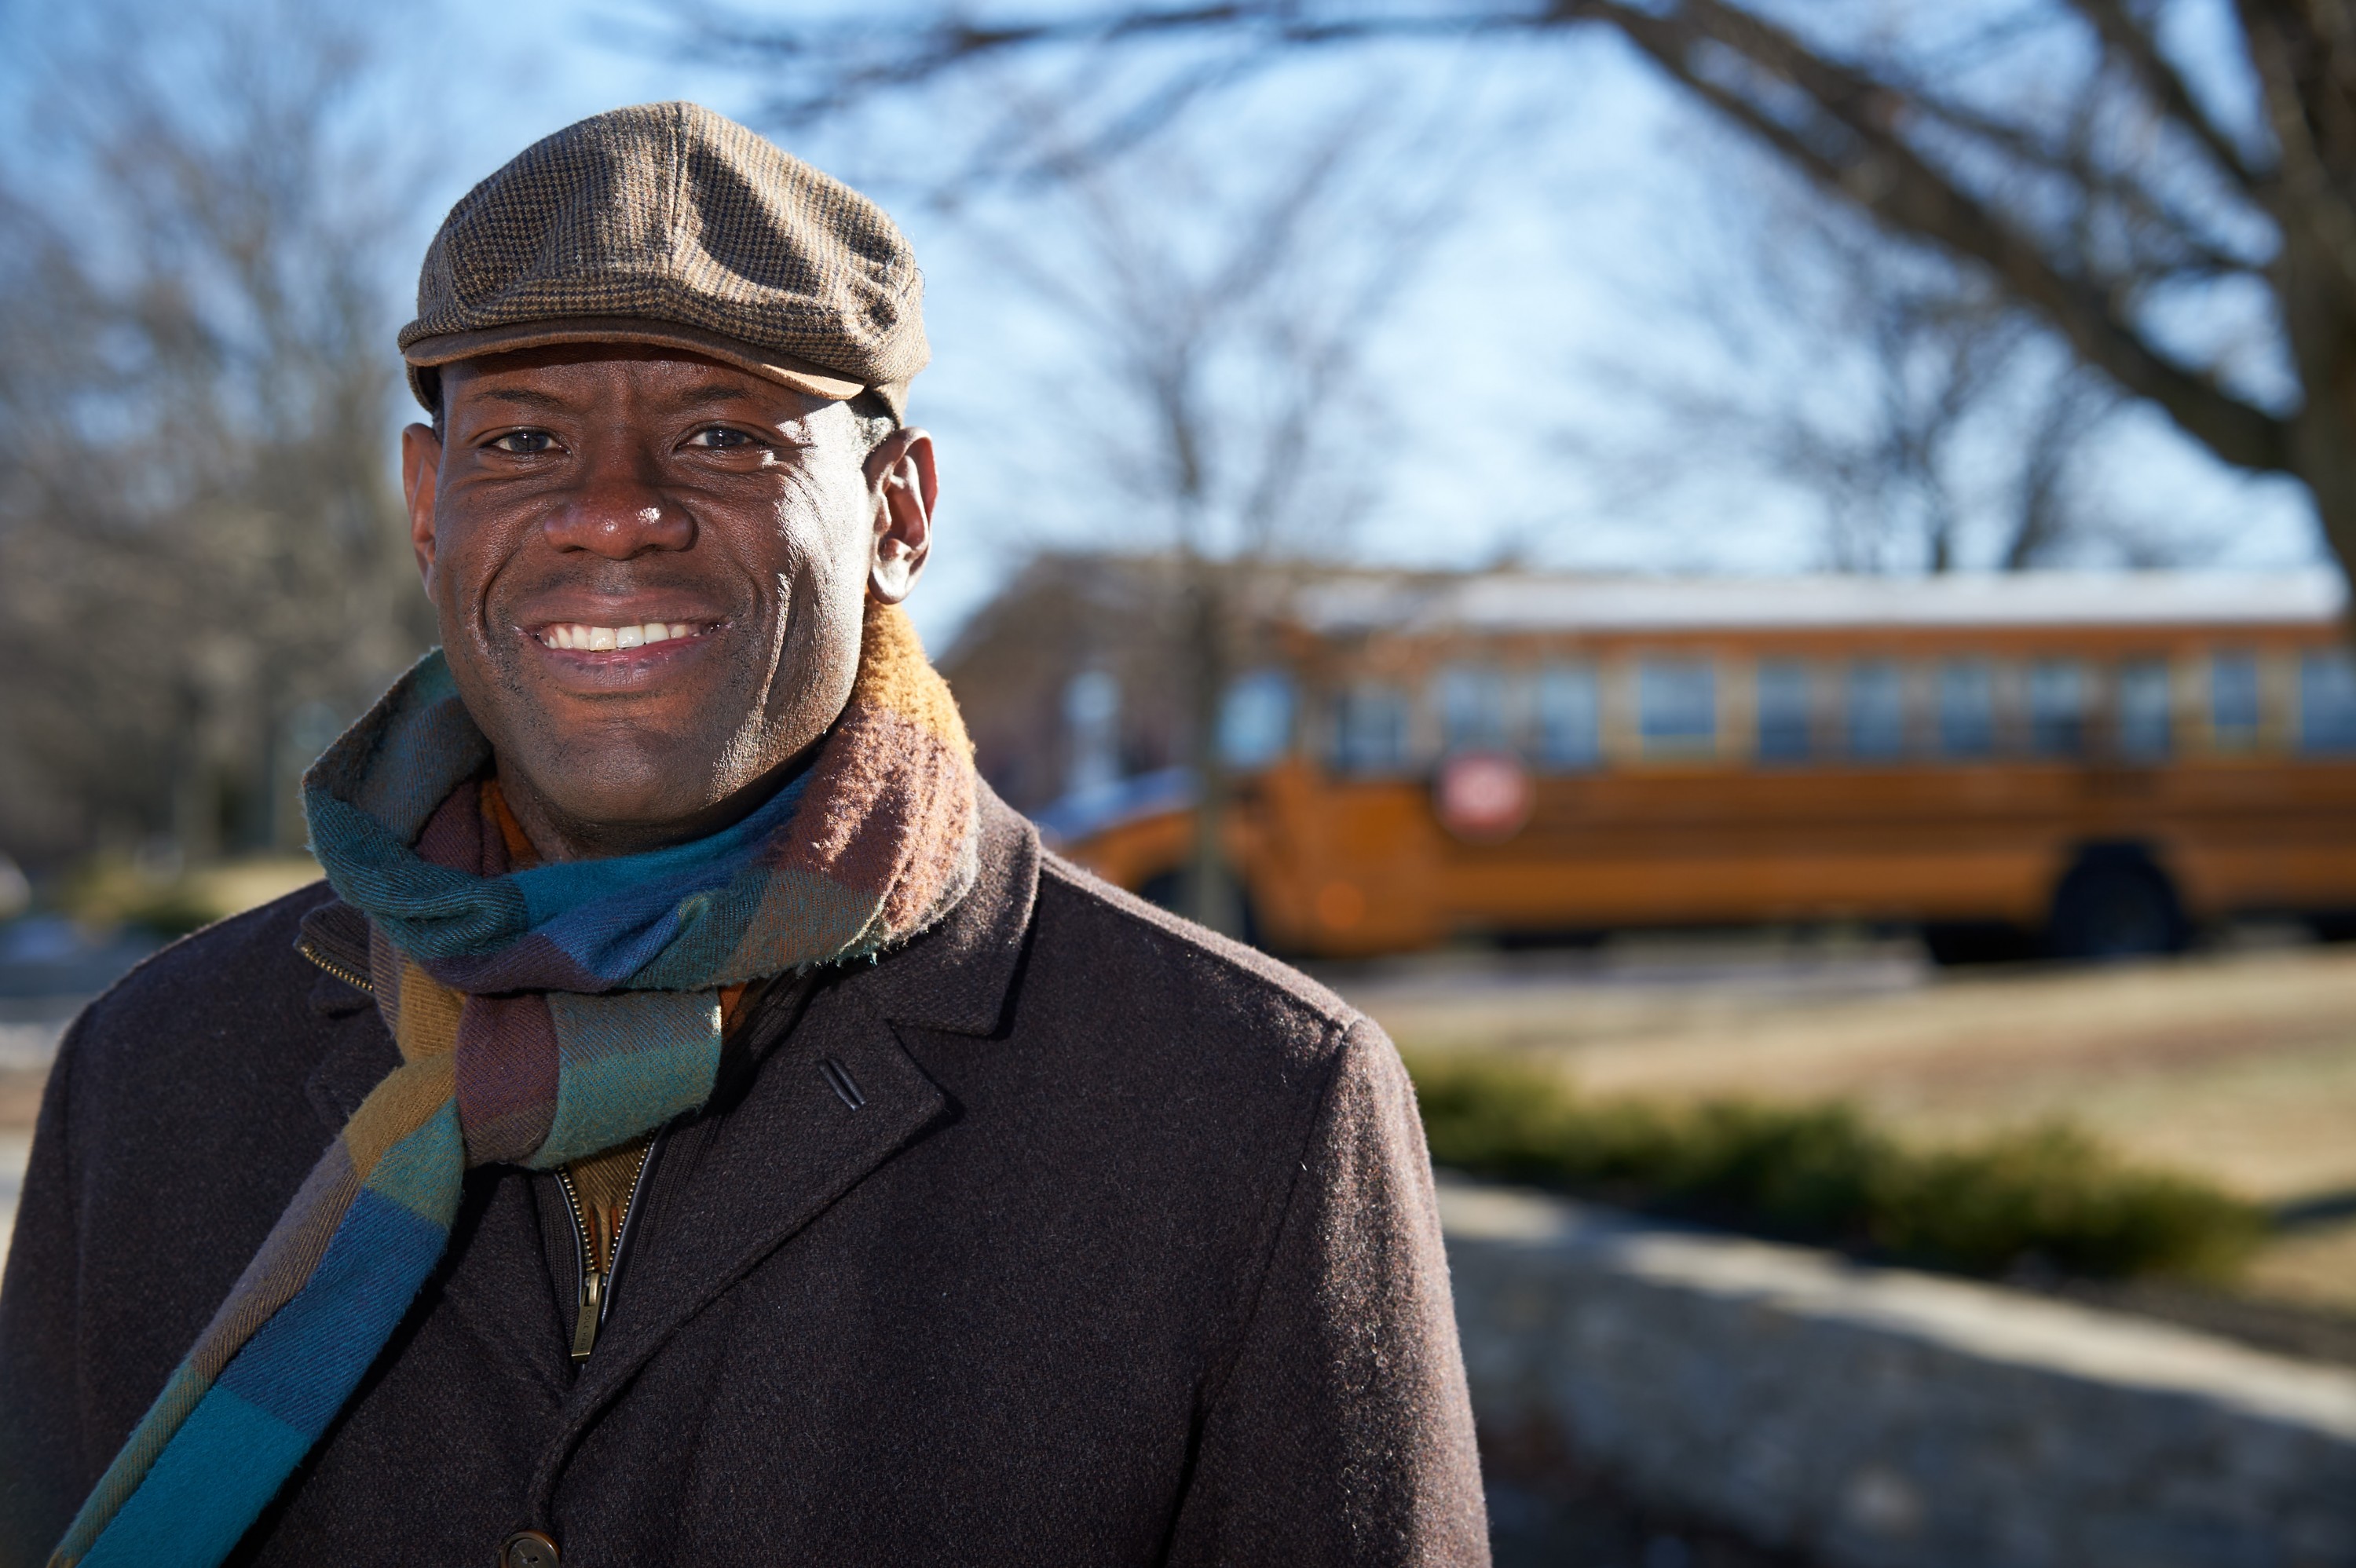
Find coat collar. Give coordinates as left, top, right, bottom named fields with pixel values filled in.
left=297, top=899, right=394, bottom=1128
left=844, top=781, right=1039, bottom=1039
left=529, top=978, right=947, bottom=1494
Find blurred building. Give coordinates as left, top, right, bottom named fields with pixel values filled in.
left=942, top=554, right=1194, bottom=813
left=943, top=555, right=2356, bottom=959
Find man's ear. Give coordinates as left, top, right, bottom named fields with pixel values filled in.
left=401, top=422, right=443, bottom=592
left=865, top=426, right=938, bottom=605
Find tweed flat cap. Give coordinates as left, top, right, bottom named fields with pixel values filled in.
left=401, top=102, right=927, bottom=419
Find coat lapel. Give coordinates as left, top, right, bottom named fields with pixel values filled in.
left=530, top=982, right=946, bottom=1487
left=298, top=901, right=397, bottom=1128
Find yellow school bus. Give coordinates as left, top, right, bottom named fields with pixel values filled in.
left=1041, top=569, right=2356, bottom=961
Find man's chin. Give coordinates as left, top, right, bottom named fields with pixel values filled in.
left=493, top=736, right=734, bottom=848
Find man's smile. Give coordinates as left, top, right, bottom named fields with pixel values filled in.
left=516, top=605, right=737, bottom=689
left=534, top=619, right=705, bottom=652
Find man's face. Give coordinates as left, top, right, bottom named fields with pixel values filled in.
left=400, top=345, right=935, bottom=857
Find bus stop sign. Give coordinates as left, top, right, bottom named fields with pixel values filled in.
left=1436, top=752, right=1534, bottom=842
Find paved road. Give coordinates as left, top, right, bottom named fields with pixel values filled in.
left=0, top=1128, right=26, bottom=1266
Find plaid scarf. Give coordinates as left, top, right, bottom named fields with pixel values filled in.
left=53, top=601, right=977, bottom=1568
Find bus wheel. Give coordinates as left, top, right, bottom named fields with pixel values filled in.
left=1920, top=922, right=2038, bottom=967
left=1137, top=869, right=1183, bottom=913
left=2047, top=850, right=2186, bottom=961
left=2309, top=912, right=2356, bottom=944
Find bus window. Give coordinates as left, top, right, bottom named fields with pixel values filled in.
left=1064, top=671, right=1121, bottom=795
left=1755, top=661, right=1811, bottom=762
left=1535, top=662, right=1601, bottom=769
left=2029, top=660, right=2089, bottom=756
left=2300, top=651, right=2356, bottom=755
left=1847, top=660, right=1905, bottom=759
left=1330, top=682, right=1410, bottom=774
left=1638, top=658, right=1717, bottom=752
left=2117, top=660, right=2171, bottom=761
left=2211, top=652, right=2262, bottom=744
left=1436, top=663, right=1511, bottom=754
left=1937, top=660, right=1996, bottom=758
left=1220, top=671, right=1295, bottom=769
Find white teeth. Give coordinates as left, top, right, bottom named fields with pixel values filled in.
left=539, top=621, right=701, bottom=651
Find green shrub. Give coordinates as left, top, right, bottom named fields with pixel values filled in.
left=1405, top=1050, right=2261, bottom=1283
left=1875, top=1124, right=2261, bottom=1281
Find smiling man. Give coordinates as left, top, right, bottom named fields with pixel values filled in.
left=0, top=104, right=1486, bottom=1568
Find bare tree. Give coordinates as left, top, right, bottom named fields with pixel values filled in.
left=1599, top=162, right=2143, bottom=574
left=686, top=2, right=2355, bottom=585
left=0, top=0, right=430, bottom=869
left=943, top=96, right=1458, bottom=932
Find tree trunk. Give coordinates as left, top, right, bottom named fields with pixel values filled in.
left=1181, top=559, right=1241, bottom=938
left=2281, top=236, right=2356, bottom=623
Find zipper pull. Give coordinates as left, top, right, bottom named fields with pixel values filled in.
left=571, top=1268, right=604, bottom=1363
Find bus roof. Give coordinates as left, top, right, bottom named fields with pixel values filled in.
left=1294, top=568, right=2347, bottom=635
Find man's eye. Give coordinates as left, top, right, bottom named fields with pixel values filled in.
left=488, top=430, right=555, bottom=455
left=687, top=426, right=759, bottom=450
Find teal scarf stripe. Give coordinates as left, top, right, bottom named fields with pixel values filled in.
left=537, top=992, right=725, bottom=1168
left=301, top=785, right=810, bottom=980
left=305, top=793, right=530, bottom=944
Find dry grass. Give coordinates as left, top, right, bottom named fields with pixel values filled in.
left=2244, top=1223, right=2356, bottom=1312
left=1353, top=945, right=2356, bottom=1200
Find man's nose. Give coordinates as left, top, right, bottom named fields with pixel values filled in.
left=540, top=454, right=696, bottom=558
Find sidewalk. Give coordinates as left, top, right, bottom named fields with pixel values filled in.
left=0, top=1128, right=25, bottom=1266
left=1444, top=1176, right=2356, bottom=1567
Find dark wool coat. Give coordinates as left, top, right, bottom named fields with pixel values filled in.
left=0, top=791, right=1488, bottom=1567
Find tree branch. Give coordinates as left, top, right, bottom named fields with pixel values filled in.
left=2074, top=0, right=2267, bottom=189
left=2240, top=0, right=2356, bottom=301
left=1585, top=0, right=2292, bottom=473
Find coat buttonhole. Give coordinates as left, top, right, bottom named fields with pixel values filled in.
left=820, top=1057, right=866, bottom=1111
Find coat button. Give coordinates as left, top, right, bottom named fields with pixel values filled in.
left=501, top=1530, right=560, bottom=1568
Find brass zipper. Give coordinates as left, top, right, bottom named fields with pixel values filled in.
left=302, top=933, right=660, bottom=1365
left=556, top=1139, right=655, bottom=1364
left=297, top=937, right=373, bottom=993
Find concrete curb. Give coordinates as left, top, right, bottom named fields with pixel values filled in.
left=1440, top=1177, right=2356, bottom=1568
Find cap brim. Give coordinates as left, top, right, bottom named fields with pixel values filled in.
left=404, top=315, right=870, bottom=404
